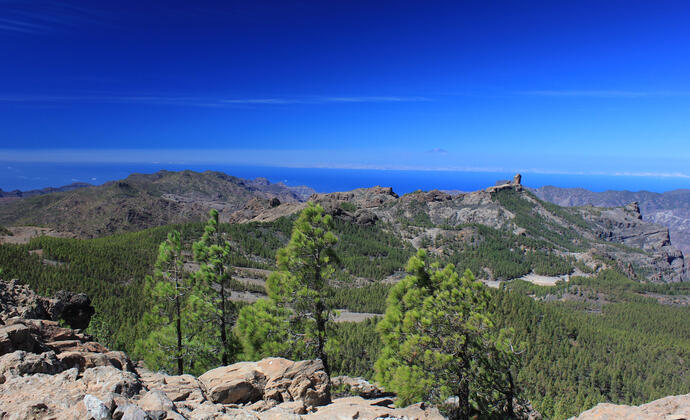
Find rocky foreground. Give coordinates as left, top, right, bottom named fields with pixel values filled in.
left=1, top=280, right=687, bottom=420
left=0, top=280, right=443, bottom=419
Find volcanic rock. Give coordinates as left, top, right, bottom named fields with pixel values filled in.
left=572, top=392, right=690, bottom=419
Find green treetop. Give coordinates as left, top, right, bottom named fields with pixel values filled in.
left=235, top=202, right=339, bottom=374
left=193, top=209, right=237, bottom=366
left=375, top=249, right=523, bottom=420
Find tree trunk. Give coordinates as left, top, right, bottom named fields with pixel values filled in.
left=175, top=288, right=183, bottom=375
left=220, top=281, right=228, bottom=365
left=315, top=301, right=329, bottom=375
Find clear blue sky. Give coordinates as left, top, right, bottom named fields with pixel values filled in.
left=2, top=0, right=690, bottom=177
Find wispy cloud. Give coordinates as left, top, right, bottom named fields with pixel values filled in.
left=0, top=94, right=431, bottom=107
left=0, top=1, right=109, bottom=34
left=520, top=90, right=690, bottom=98
left=0, top=17, right=48, bottom=34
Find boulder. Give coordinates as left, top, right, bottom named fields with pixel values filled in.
left=282, top=359, right=330, bottom=407
left=82, top=366, right=142, bottom=398
left=198, top=362, right=267, bottom=404
left=261, top=358, right=330, bottom=407
left=118, top=404, right=150, bottom=420
left=137, top=368, right=205, bottom=403
left=137, top=389, right=184, bottom=419
left=83, top=394, right=111, bottom=420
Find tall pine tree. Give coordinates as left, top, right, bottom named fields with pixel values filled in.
left=193, top=209, right=237, bottom=366
left=134, top=230, right=212, bottom=375
left=235, top=203, right=339, bottom=374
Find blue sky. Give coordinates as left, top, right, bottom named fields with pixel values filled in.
left=2, top=0, right=690, bottom=177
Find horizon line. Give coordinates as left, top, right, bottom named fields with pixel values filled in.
left=1, top=148, right=689, bottom=180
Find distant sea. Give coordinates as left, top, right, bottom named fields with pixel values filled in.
left=1, top=162, right=689, bottom=194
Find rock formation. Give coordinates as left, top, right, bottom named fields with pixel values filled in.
left=572, top=392, right=690, bottom=419
left=484, top=174, right=523, bottom=193
left=0, top=280, right=444, bottom=419
left=0, top=279, right=95, bottom=329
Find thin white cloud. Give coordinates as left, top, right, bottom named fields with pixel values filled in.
left=0, top=94, right=431, bottom=107
left=0, top=1, right=107, bottom=34
left=324, top=96, right=429, bottom=103
left=520, top=90, right=690, bottom=98
left=220, top=98, right=308, bottom=105
left=0, top=17, right=48, bottom=33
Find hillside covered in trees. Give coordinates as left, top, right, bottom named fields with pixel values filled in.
left=0, top=174, right=688, bottom=418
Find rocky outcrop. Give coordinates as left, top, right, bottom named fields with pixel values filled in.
left=572, top=392, right=690, bottom=419
left=0, top=321, right=442, bottom=419
left=485, top=173, right=523, bottom=193
left=0, top=282, right=444, bottom=419
left=0, top=279, right=95, bottom=329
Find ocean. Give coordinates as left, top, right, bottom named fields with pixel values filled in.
left=1, top=162, right=689, bottom=194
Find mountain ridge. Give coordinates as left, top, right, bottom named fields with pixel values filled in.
left=531, top=185, right=690, bottom=256
left=0, top=170, right=316, bottom=238
left=0, top=171, right=686, bottom=283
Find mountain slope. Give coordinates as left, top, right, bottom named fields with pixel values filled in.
left=532, top=186, right=690, bottom=255
left=1, top=171, right=685, bottom=282
left=249, top=180, right=687, bottom=283
left=0, top=170, right=314, bottom=238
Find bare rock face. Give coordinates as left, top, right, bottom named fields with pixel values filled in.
left=585, top=203, right=688, bottom=282
left=572, top=392, right=690, bottom=420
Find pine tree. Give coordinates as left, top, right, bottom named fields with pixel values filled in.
left=235, top=203, right=339, bottom=374
left=134, top=230, right=211, bottom=375
left=375, top=249, right=522, bottom=419
left=193, top=209, right=236, bottom=366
